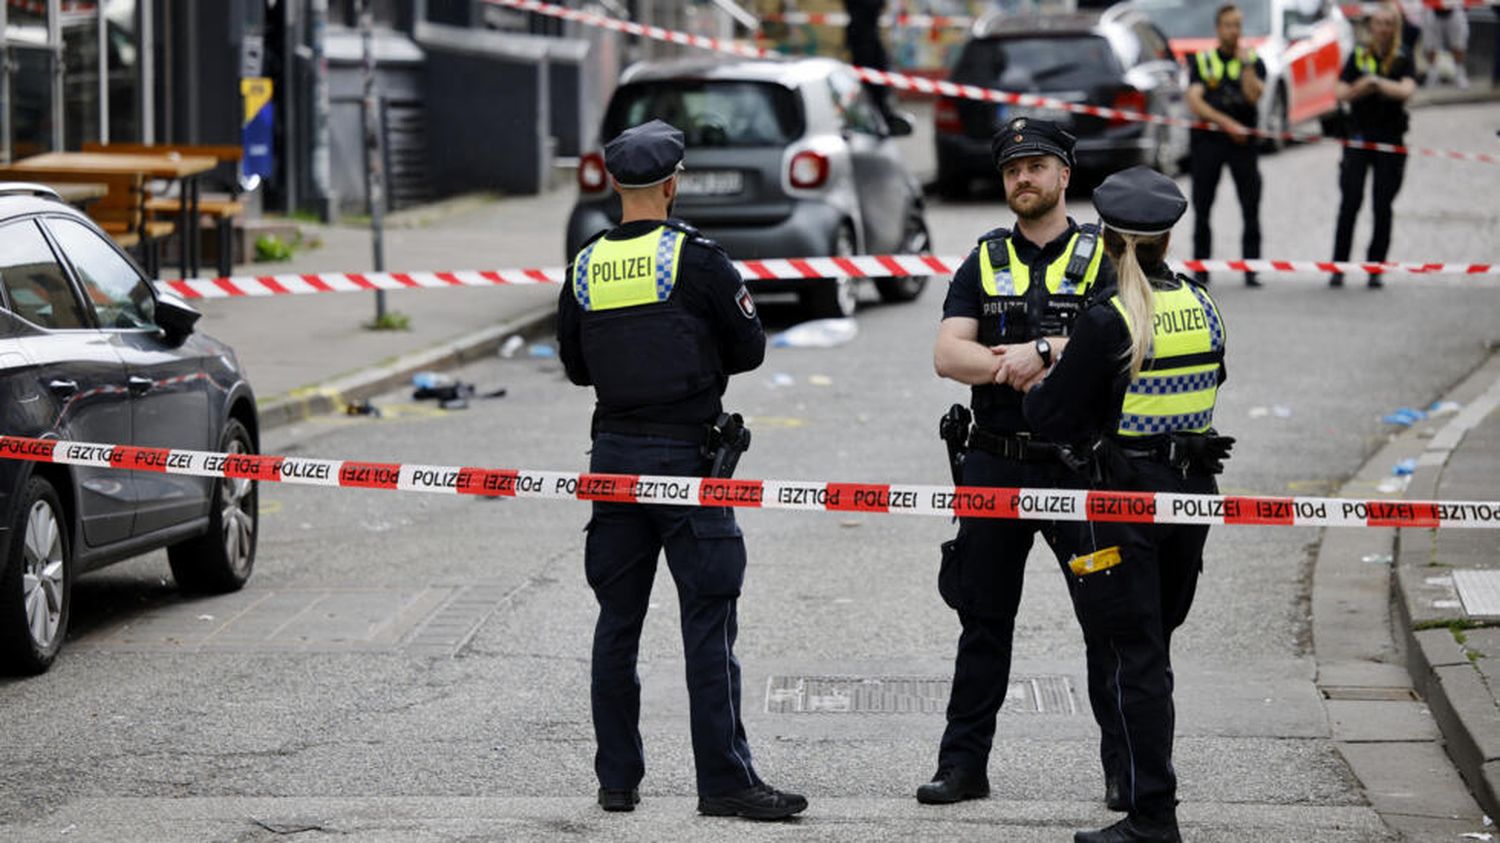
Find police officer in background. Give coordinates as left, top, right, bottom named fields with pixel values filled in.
left=1024, top=167, right=1234, bottom=843
left=556, top=120, right=807, bottom=821
left=921, top=118, right=1113, bottom=806
left=1328, top=1, right=1416, bottom=289
left=1186, top=2, right=1267, bottom=288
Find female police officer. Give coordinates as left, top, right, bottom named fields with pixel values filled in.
left=1023, top=166, right=1233, bottom=843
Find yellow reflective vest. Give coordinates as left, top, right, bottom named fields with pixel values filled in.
left=572, top=225, right=686, bottom=311
left=1109, top=278, right=1225, bottom=437
left=1194, top=48, right=1257, bottom=89
left=975, top=225, right=1105, bottom=346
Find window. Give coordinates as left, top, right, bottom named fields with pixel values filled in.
left=46, top=217, right=156, bottom=330
left=0, top=221, right=87, bottom=330
left=827, top=71, right=885, bottom=136
left=1134, top=23, right=1174, bottom=63
left=603, top=81, right=804, bottom=148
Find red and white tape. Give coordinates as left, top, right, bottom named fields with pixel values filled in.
left=489, top=0, right=1500, bottom=166
left=3, top=435, right=1498, bottom=529
left=156, top=255, right=1500, bottom=298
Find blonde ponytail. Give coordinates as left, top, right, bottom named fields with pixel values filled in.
left=1114, top=233, right=1156, bottom=379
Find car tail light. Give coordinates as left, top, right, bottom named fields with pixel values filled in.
left=935, top=97, right=962, bottom=134
left=1110, top=88, right=1148, bottom=127
left=578, top=151, right=608, bottom=193
left=788, top=150, right=829, bottom=189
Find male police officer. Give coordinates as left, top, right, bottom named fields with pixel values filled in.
left=1186, top=3, right=1267, bottom=288
left=922, top=118, right=1113, bottom=805
left=557, top=120, right=807, bottom=821
left=1328, top=1, right=1416, bottom=289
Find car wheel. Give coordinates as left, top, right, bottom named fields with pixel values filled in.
left=0, top=477, right=71, bottom=675
left=167, top=418, right=257, bottom=594
left=876, top=213, right=931, bottom=303
left=800, top=224, right=859, bottom=319
left=1263, top=87, right=1289, bottom=152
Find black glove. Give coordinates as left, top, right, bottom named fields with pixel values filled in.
left=1194, top=433, right=1235, bottom=474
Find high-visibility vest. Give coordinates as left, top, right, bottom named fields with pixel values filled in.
left=1195, top=48, right=1257, bottom=89
left=1353, top=45, right=1400, bottom=78
left=572, top=225, right=685, bottom=311
left=1110, top=278, right=1225, bottom=437
left=570, top=225, right=717, bottom=408
left=975, top=225, right=1104, bottom=346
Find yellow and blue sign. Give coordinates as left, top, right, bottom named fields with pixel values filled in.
left=241, top=77, right=274, bottom=180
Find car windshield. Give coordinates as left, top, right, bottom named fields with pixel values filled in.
left=1132, top=0, right=1273, bottom=39
left=602, top=80, right=803, bottom=148
left=953, top=35, right=1122, bottom=87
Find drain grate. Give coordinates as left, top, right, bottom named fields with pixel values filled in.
left=1321, top=686, right=1420, bottom=701
left=1453, top=569, right=1500, bottom=619
left=764, top=674, right=1077, bottom=715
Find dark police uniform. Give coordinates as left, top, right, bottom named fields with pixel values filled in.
left=1330, top=44, right=1415, bottom=287
left=1025, top=167, right=1231, bottom=843
left=1187, top=47, right=1267, bottom=286
left=923, top=119, right=1115, bottom=802
left=556, top=121, right=803, bottom=819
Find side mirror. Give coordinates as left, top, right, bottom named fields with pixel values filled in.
left=154, top=291, right=201, bottom=340
left=886, top=111, right=915, bottom=137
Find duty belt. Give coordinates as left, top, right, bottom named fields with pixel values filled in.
left=591, top=418, right=709, bottom=445
left=967, top=427, right=1060, bottom=462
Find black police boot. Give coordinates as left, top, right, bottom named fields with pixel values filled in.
left=916, top=767, right=990, bottom=804
left=1244, top=271, right=1262, bottom=288
left=1105, top=775, right=1127, bottom=811
left=1367, top=273, right=1384, bottom=289
left=698, top=783, right=808, bottom=820
left=1328, top=272, right=1344, bottom=287
left=598, top=787, right=640, bottom=812
left=1074, top=814, right=1181, bottom=843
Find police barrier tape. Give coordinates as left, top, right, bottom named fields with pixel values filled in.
left=766, top=0, right=1488, bottom=27
left=488, top=0, right=1500, bottom=167
left=155, top=255, right=1500, bottom=298
left=4, top=435, right=1500, bottom=529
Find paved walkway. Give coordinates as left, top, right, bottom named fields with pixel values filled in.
left=1397, top=352, right=1500, bottom=820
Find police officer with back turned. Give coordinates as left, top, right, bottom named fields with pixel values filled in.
left=556, top=119, right=807, bottom=821
left=922, top=117, right=1113, bottom=806
left=1025, top=166, right=1234, bottom=843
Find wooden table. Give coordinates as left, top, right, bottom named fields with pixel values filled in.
left=10, top=151, right=218, bottom=278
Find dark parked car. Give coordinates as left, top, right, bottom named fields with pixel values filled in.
left=566, top=57, right=932, bottom=318
left=0, top=184, right=259, bottom=675
left=934, top=6, right=1191, bottom=196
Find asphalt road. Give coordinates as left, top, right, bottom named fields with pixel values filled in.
left=1, top=102, right=1497, bottom=841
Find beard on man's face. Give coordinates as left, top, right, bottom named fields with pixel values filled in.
left=1007, top=182, right=1061, bottom=221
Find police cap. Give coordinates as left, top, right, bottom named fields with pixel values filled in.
left=1092, top=165, right=1188, bottom=236
left=604, top=119, right=686, bottom=189
left=991, top=117, right=1076, bottom=170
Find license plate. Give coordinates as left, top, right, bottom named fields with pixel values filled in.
left=677, top=170, right=744, bottom=196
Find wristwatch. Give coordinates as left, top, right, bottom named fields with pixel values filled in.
left=1035, top=337, right=1053, bottom=367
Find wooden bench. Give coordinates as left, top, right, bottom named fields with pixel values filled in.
left=0, top=168, right=174, bottom=276
left=84, top=143, right=246, bottom=277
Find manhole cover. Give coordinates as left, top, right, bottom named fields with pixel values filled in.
left=765, top=675, right=1077, bottom=715
left=1453, top=569, right=1500, bottom=619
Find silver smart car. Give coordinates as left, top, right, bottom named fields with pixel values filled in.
left=565, top=57, right=933, bottom=318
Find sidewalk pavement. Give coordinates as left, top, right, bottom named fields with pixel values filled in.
left=1396, top=350, right=1500, bottom=821
left=193, top=188, right=578, bottom=428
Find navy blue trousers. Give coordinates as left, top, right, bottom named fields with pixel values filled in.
left=1059, top=460, right=1214, bottom=820
left=935, top=449, right=1071, bottom=773
left=585, top=432, right=761, bottom=797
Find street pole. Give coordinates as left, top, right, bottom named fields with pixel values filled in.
left=310, top=0, right=334, bottom=221
left=360, top=0, right=387, bottom=322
